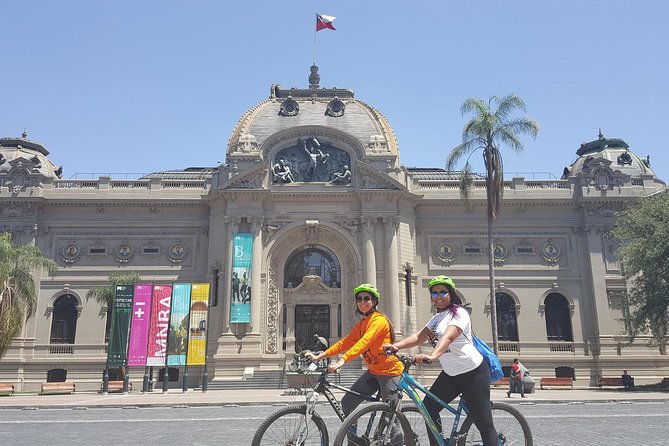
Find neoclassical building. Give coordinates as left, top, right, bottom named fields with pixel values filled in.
left=1, top=67, right=667, bottom=390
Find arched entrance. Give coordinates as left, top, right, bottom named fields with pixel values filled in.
left=265, top=222, right=361, bottom=355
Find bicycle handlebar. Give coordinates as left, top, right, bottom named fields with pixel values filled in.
left=383, top=347, right=432, bottom=368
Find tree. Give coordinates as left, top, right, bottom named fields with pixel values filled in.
left=611, top=190, right=669, bottom=354
left=86, top=271, right=141, bottom=341
left=0, top=233, right=58, bottom=358
left=447, top=95, right=539, bottom=354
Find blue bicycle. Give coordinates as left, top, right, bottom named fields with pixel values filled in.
left=333, top=353, right=533, bottom=445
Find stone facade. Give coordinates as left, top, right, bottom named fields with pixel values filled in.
left=1, top=73, right=667, bottom=391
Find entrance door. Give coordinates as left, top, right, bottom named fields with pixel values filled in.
left=295, top=305, right=330, bottom=353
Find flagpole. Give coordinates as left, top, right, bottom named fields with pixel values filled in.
left=313, top=13, right=318, bottom=65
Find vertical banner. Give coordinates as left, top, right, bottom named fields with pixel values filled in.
left=187, top=283, right=210, bottom=365
left=146, top=284, right=173, bottom=367
left=107, top=285, right=134, bottom=367
left=230, top=232, right=252, bottom=323
left=127, top=284, right=153, bottom=366
left=167, top=283, right=192, bottom=366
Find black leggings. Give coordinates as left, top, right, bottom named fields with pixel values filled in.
left=424, top=361, right=498, bottom=446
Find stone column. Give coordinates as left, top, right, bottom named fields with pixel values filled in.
left=222, top=217, right=240, bottom=335
left=384, top=217, right=401, bottom=336
left=361, top=216, right=377, bottom=285
left=329, top=303, right=339, bottom=343
left=286, top=303, right=296, bottom=353
left=250, top=218, right=263, bottom=334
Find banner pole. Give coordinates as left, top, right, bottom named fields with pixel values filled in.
left=202, top=281, right=213, bottom=392
left=182, top=284, right=192, bottom=393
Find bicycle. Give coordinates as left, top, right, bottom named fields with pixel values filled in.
left=333, top=352, right=533, bottom=446
left=251, top=351, right=415, bottom=446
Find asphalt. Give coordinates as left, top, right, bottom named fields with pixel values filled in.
left=0, top=386, right=667, bottom=410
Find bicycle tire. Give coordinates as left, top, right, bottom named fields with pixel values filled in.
left=251, top=404, right=328, bottom=446
left=458, top=401, right=533, bottom=446
left=400, top=405, right=430, bottom=446
left=332, top=402, right=416, bottom=446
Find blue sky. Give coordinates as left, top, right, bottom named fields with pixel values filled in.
left=2, top=1, right=668, bottom=182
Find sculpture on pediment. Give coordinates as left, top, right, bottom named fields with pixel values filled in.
left=330, top=164, right=351, bottom=185
left=272, top=137, right=351, bottom=183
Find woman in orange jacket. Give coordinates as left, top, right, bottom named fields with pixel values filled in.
left=306, top=283, right=403, bottom=416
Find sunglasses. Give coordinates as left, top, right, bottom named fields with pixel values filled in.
left=431, top=290, right=449, bottom=299
left=355, top=295, right=374, bottom=302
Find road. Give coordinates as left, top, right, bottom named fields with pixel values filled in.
left=0, top=401, right=667, bottom=445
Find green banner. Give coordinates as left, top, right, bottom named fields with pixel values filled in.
left=230, top=232, right=252, bottom=323
left=107, top=284, right=134, bottom=367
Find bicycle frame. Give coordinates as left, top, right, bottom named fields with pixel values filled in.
left=396, top=370, right=470, bottom=446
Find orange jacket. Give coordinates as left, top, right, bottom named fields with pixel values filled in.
left=325, top=311, right=403, bottom=376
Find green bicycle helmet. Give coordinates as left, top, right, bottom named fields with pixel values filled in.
left=354, top=283, right=380, bottom=300
left=428, top=275, right=457, bottom=291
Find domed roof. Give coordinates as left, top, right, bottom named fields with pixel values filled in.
left=562, top=131, right=655, bottom=179
left=226, top=65, right=399, bottom=160
left=0, top=133, right=62, bottom=179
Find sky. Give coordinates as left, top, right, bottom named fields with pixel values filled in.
left=2, top=1, right=668, bottom=181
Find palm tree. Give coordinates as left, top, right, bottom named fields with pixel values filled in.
left=86, top=271, right=141, bottom=342
left=447, top=94, right=539, bottom=354
left=0, top=233, right=58, bottom=358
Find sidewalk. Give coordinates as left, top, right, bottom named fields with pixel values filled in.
left=0, top=387, right=667, bottom=410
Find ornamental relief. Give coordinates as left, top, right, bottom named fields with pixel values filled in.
left=266, top=264, right=279, bottom=353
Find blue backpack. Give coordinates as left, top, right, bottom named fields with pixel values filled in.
left=471, top=336, right=504, bottom=383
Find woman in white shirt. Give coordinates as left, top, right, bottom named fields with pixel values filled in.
left=386, top=275, right=498, bottom=446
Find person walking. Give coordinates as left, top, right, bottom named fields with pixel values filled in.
left=507, top=358, right=525, bottom=398
left=385, top=275, right=498, bottom=446
left=306, top=283, right=403, bottom=418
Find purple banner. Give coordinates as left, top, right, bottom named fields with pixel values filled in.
left=127, top=284, right=153, bottom=366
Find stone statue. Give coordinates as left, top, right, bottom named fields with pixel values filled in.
left=330, top=164, right=351, bottom=185
left=272, top=158, right=295, bottom=183
left=300, top=137, right=329, bottom=179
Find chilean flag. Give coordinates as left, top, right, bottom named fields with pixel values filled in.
left=316, top=14, right=336, bottom=31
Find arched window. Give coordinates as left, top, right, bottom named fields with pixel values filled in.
left=50, top=294, right=78, bottom=344
left=284, top=246, right=341, bottom=288
left=544, top=293, right=573, bottom=341
left=495, top=292, right=519, bottom=341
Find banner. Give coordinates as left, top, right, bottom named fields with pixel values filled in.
left=187, top=283, right=210, bottom=365
left=146, top=284, right=173, bottom=367
left=230, top=232, right=252, bottom=323
left=107, top=285, right=134, bottom=367
left=167, top=283, right=192, bottom=366
left=127, top=284, right=153, bottom=366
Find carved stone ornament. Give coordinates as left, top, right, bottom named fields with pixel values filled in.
left=368, top=135, right=388, bottom=153
left=617, top=151, right=632, bottom=166
left=60, top=243, right=81, bottom=264
left=493, top=242, right=509, bottom=264
left=462, top=240, right=483, bottom=256
left=325, top=97, right=345, bottom=117
left=591, top=166, right=614, bottom=190
left=435, top=241, right=456, bottom=264
left=114, top=243, right=134, bottom=263
left=168, top=242, right=187, bottom=264
left=541, top=241, right=561, bottom=264
left=513, top=240, right=535, bottom=256
left=237, top=134, right=258, bottom=152
left=278, top=97, right=299, bottom=117
left=266, top=264, right=278, bottom=353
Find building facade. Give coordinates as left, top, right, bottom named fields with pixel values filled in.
left=1, top=68, right=667, bottom=390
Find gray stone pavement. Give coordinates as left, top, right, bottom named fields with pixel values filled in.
left=0, top=386, right=667, bottom=410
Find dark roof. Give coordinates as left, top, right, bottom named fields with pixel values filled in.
left=140, top=167, right=216, bottom=180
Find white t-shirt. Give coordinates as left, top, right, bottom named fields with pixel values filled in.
left=425, top=306, right=483, bottom=376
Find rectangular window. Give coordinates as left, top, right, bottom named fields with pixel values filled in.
left=142, top=247, right=160, bottom=254
left=89, top=247, right=107, bottom=255
left=464, top=247, right=480, bottom=254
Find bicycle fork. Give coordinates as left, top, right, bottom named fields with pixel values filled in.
left=293, top=391, right=319, bottom=445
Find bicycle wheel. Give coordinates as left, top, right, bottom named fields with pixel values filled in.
left=400, top=405, right=430, bottom=446
left=251, top=404, right=328, bottom=446
left=458, top=401, right=532, bottom=446
left=332, top=402, right=415, bottom=446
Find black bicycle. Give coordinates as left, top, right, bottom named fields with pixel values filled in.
left=252, top=352, right=415, bottom=446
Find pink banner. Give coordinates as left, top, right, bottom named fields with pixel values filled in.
left=146, top=284, right=173, bottom=367
left=127, top=284, right=153, bottom=366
